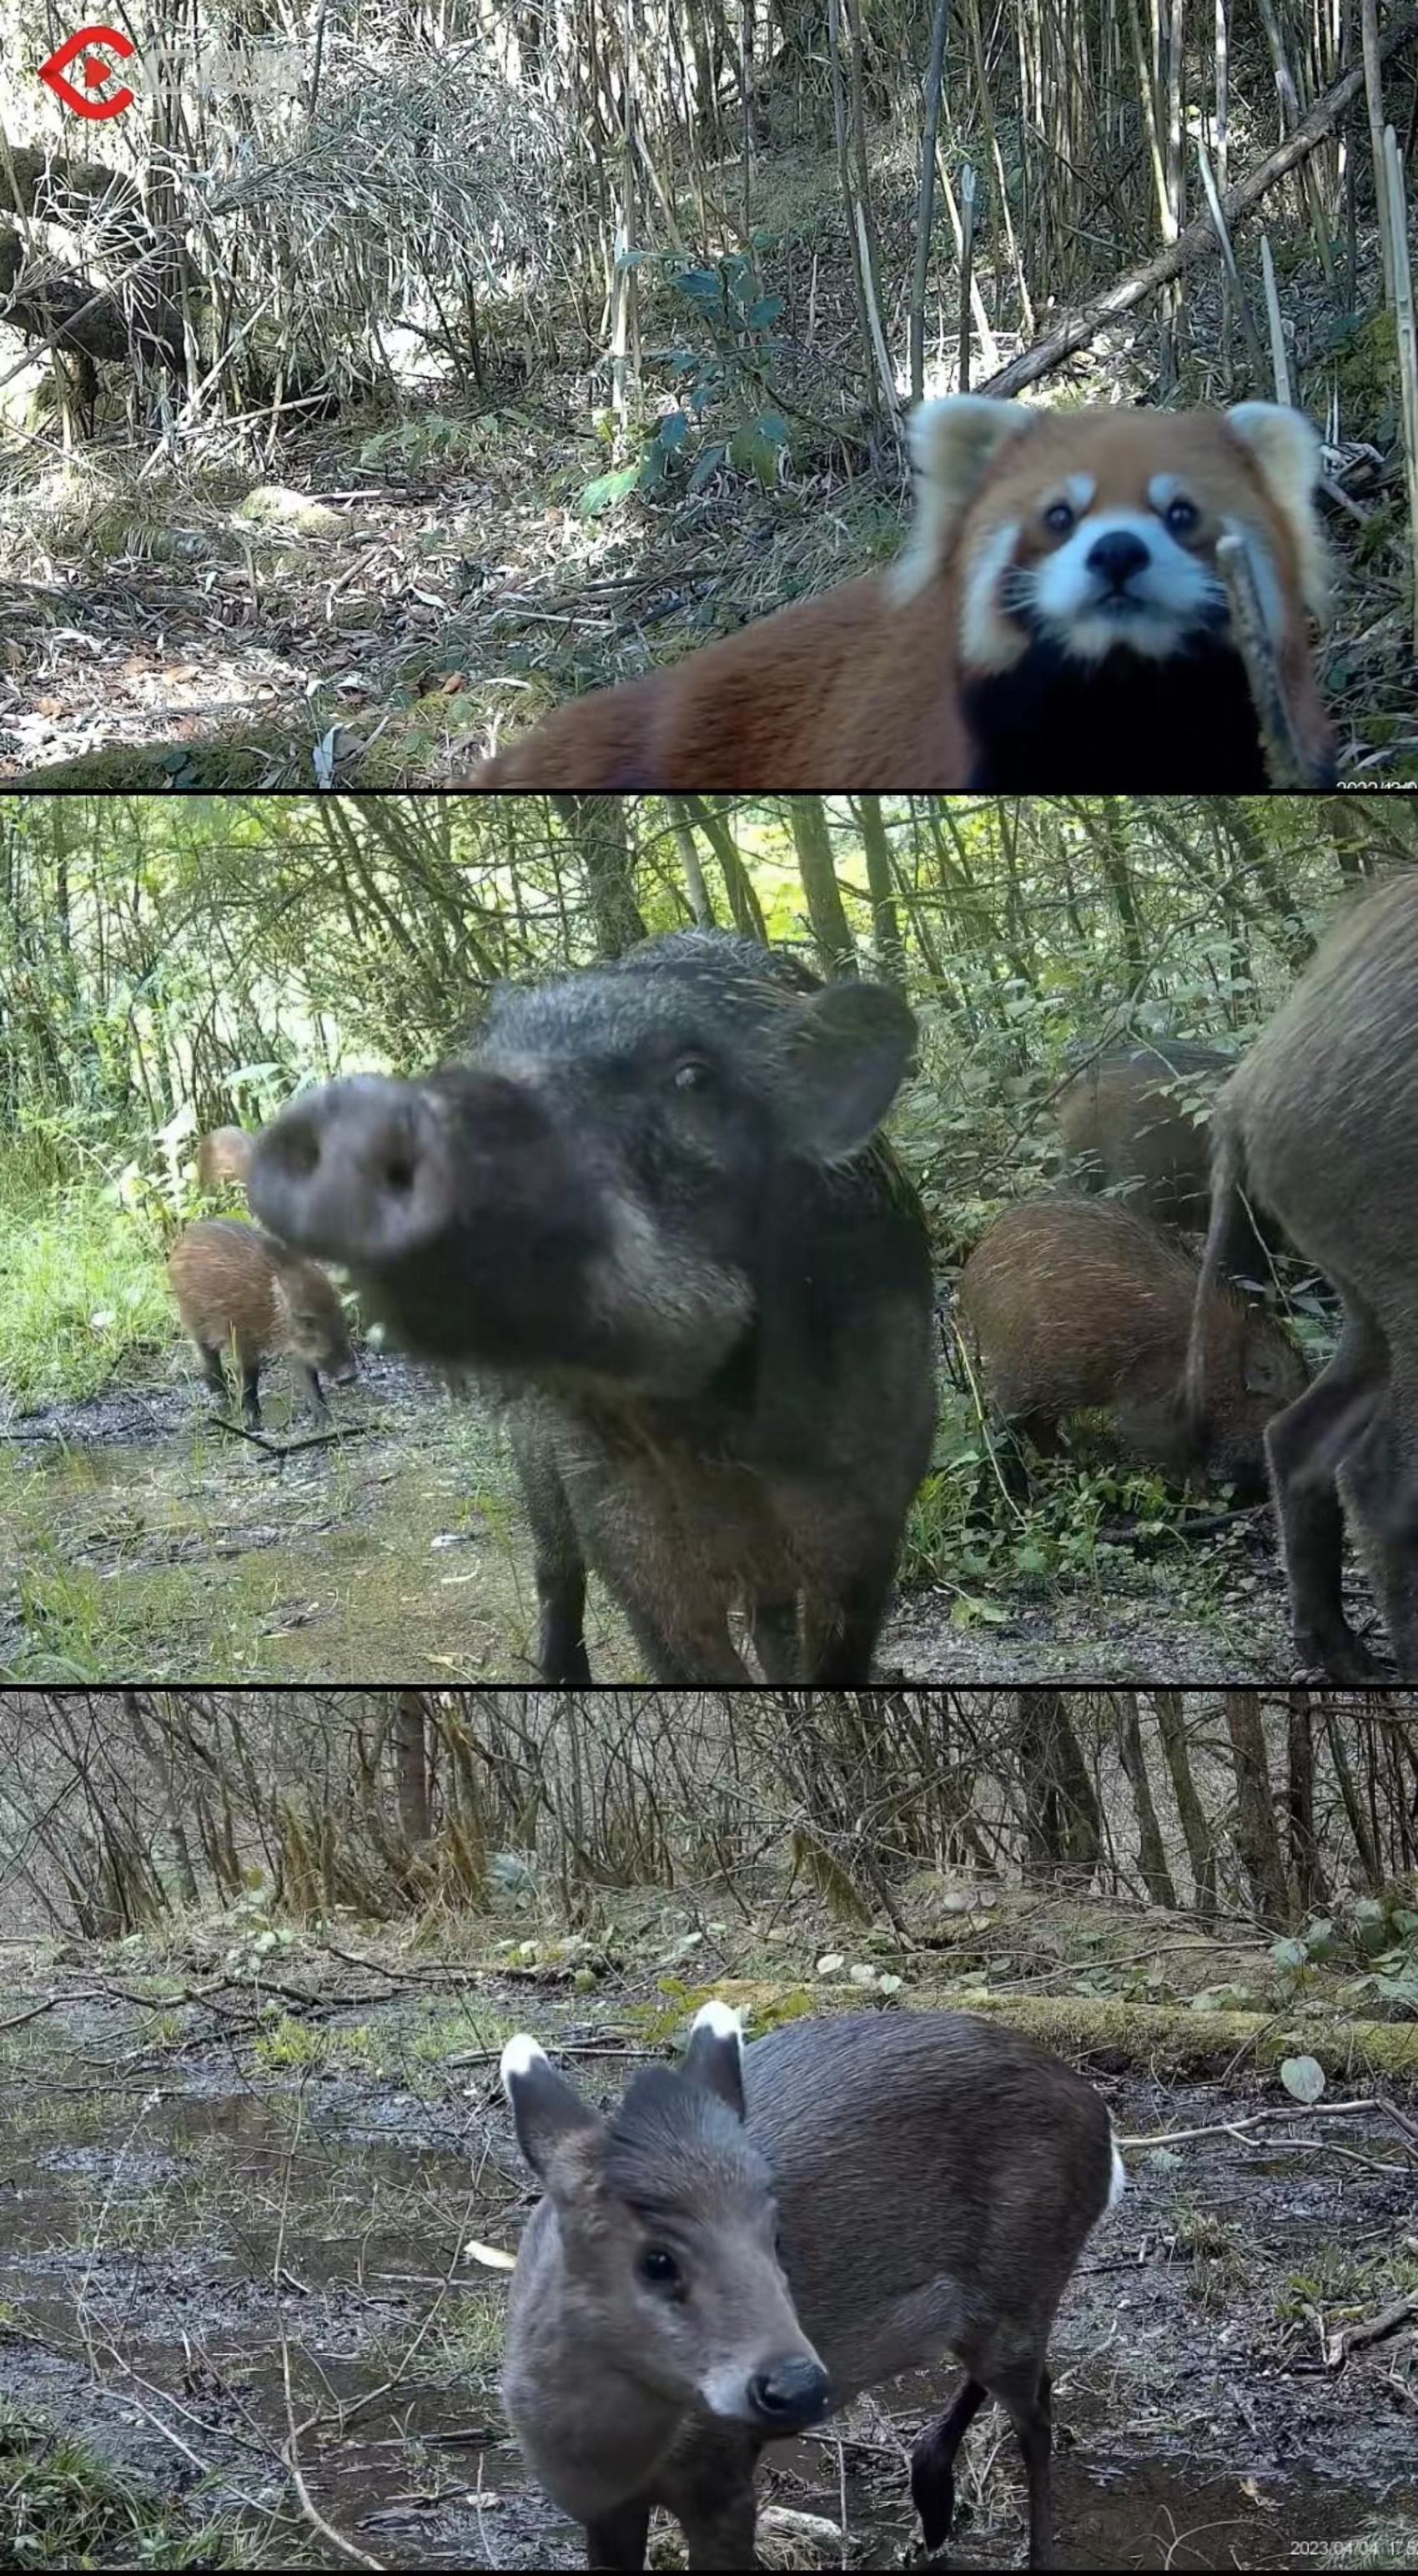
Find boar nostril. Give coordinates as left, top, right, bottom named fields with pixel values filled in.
left=277, top=1125, right=321, bottom=1181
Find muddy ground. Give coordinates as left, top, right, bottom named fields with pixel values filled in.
left=1, top=1934, right=1415, bottom=2571
left=0, top=1356, right=1379, bottom=1687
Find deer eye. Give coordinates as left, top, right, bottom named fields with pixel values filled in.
left=638, top=2246, right=681, bottom=2290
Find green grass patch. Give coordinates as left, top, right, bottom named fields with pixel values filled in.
left=420, top=2282, right=509, bottom=2383
left=0, top=1166, right=170, bottom=1405
left=901, top=1386, right=1260, bottom=1662
left=0, top=2403, right=282, bottom=2568
left=406, top=1997, right=519, bottom=2064
left=252, top=2014, right=334, bottom=2071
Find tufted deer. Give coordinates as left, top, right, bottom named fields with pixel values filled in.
left=500, top=2000, right=1124, bottom=2569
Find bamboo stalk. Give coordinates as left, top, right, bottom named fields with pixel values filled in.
left=1381, top=123, right=1418, bottom=648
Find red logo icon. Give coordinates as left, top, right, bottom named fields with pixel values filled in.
left=38, top=27, right=137, bottom=119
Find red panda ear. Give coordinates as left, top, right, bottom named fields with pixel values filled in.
left=893, top=395, right=1034, bottom=602
left=1223, top=404, right=1329, bottom=620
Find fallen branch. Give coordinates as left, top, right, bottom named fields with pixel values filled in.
left=209, top=1415, right=377, bottom=1455
left=1117, top=2096, right=1408, bottom=2151
left=983, top=12, right=1418, bottom=398
left=1324, top=2292, right=1418, bottom=2370
left=0, top=1994, right=63, bottom=2034
left=1216, top=528, right=1322, bottom=787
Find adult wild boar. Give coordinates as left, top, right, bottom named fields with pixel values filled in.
left=1192, top=871, right=1418, bottom=1679
left=248, top=933, right=935, bottom=1683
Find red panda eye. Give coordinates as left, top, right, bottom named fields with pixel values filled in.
left=1164, top=497, right=1199, bottom=535
left=1043, top=501, right=1075, bottom=536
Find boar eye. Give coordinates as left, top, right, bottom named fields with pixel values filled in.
left=1164, top=496, right=1199, bottom=534
left=671, top=1058, right=713, bottom=1094
left=1043, top=501, right=1075, bottom=535
left=638, top=2246, right=681, bottom=2290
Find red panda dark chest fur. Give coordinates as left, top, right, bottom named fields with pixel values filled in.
left=959, top=631, right=1280, bottom=790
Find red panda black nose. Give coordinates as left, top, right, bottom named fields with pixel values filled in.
left=1086, top=530, right=1150, bottom=590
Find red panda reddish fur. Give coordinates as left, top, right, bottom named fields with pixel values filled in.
left=476, top=397, right=1335, bottom=792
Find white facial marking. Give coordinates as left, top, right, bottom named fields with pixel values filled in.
left=500, top=2034, right=547, bottom=2096
left=1146, top=472, right=1187, bottom=511
left=960, top=518, right=1025, bottom=672
left=1028, top=510, right=1217, bottom=662
left=697, top=2364, right=756, bottom=2420
left=691, top=1999, right=743, bottom=2044
left=1057, top=471, right=1095, bottom=513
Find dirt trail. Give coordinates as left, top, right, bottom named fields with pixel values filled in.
left=3, top=1356, right=1353, bottom=1684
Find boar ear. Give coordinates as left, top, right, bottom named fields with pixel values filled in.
left=501, top=2036, right=606, bottom=2201
left=1224, top=403, right=1329, bottom=619
left=782, top=981, right=918, bottom=1161
left=893, top=394, right=1034, bottom=602
left=681, top=2000, right=747, bottom=2121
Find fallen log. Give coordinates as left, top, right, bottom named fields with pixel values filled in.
left=983, top=12, right=1418, bottom=398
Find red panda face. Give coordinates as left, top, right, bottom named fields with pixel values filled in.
left=988, top=463, right=1229, bottom=664
left=895, top=397, right=1329, bottom=679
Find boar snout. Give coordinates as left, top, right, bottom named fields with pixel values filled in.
left=252, top=1078, right=455, bottom=1265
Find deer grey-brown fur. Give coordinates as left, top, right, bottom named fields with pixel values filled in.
left=500, top=2000, right=1124, bottom=2569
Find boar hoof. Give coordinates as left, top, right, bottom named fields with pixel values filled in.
left=1297, top=1624, right=1390, bottom=1683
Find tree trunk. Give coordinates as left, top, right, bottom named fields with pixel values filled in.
left=1324, top=1699, right=1381, bottom=1889
left=1115, top=1691, right=1177, bottom=1906
left=1285, top=1689, right=1330, bottom=1913
left=1223, top=1689, right=1290, bottom=1924
left=681, top=795, right=767, bottom=939
left=1015, top=1690, right=1101, bottom=1880
left=852, top=793, right=905, bottom=988
left=123, top=1688, right=199, bottom=1909
left=395, top=1689, right=431, bottom=1846
left=788, top=796, right=857, bottom=976
left=666, top=798, right=716, bottom=924
left=1152, top=1688, right=1216, bottom=1920
left=551, top=794, right=648, bottom=955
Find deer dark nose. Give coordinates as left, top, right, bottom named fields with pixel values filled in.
left=1087, top=529, right=1150, bottom=591
left=747, top=2356, right=833, bottom=2430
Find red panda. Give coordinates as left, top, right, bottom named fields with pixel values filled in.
left=475, top=396, right=1336, bottom=791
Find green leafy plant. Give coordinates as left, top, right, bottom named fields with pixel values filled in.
left=579, top=247, right=792, bottom=514
left=360, top=415, right=503, bottom=476
left=1272, top=1897, right=1418, bottom=2010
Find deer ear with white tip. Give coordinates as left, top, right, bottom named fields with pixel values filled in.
left=501, top=2035, right=606, bottom=2199
left=681, top=1999, right=747, bottom=2120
